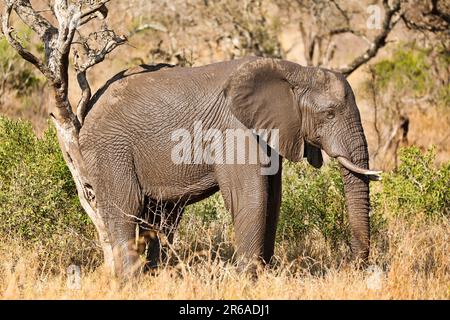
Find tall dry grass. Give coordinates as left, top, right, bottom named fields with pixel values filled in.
left=1, top=215, right=448, bottom=300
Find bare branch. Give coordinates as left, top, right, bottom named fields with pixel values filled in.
left=1, top=2, right=53, bottom=80
left=81, top=0, right=110, bottom=19
left=54, top=1, right=81, bottom=58
left=430, top=0, right=450, bottom=25
left=10, top=0, right=58, bottom=63
left=336, top=0, right=402, bottom=77
left=79, top=0, right=110, bottom=25
left=73, top=26, right=127, bottom=123
left=75, top=69, right=91, bottom=125
left=330, top=0, right=350, bottom=25
left=10, top=0, right=56, bottom=40
left=74, top=33, right=127, bottom=72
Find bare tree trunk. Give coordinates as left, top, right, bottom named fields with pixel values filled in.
left=1, top=0, right=125, bottom=274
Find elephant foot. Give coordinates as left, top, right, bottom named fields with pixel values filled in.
left=112, top=240, right=143, bottom=278
left=235, top=256, right=265, bottom=279
left=349, top=246, right=370, bottom=270
left=144, top=241, right=161, bottom=273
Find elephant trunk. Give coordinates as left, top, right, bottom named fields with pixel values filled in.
left=339, top=126, right=371, bottom=263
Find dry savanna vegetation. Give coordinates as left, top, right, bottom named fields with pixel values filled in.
left=0, top=0, right=449, bottom=299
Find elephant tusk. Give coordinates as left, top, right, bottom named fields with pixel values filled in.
left=337, top=156, right=382, bottom=181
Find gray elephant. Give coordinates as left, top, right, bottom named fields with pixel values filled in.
left=79, top=57, right=380, bottom=277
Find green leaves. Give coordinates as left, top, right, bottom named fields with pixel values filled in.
left=371, top=43, right=449, bottom=108
left=278, top=160, right=348, bottom=246
left=0, top=117, right=98, bottom=266
left=373, top=46, right=430, bottom=94
left=373, top=146, right=450, bottom=220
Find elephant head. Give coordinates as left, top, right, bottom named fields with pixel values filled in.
left=225, top=58, right=381, bottom=262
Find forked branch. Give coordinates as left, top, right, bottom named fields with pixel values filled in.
left=73, top=27, right=127, bottom=124
left=337, top=0, right=401, bottom=77
left=1, top=2, right=54, bottom=80
left=8, top=0, right=56, bottom=40
left=401, top=0, right=449, bottom=33
left=1, top=0, right=126, bottom=126
left=79, top=0, right=110, bottom=25
left=284, top=0, right=401, bottom=74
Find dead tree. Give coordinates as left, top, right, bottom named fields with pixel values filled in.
left=0, top=0, right=126, bottom=272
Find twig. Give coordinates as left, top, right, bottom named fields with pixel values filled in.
left=79, top=6, right=108, bottom=25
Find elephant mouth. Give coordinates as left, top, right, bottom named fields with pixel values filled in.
left=336, top=156, right=382, bottom=181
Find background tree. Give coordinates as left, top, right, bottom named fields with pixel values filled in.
left=276, top=0, right=403, bottom=76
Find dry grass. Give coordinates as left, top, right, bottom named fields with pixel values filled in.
left=1, top=217, right=448, bottom=300
left=0, top=0, right=448, bottom=300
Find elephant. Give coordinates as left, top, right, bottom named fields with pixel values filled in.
left=79, top=57, right=381, bottom=277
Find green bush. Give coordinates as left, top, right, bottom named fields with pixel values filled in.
left=372, top=44, right=449, bottom=107
left=0, top=117, right=97, bottom=265
left=184, top=193, right=227, bottom=225
left=189, top=147, right=449, bottom=250
left=373, top=45, right=430, bottom=94
left=183, top=161, right=350, bottom=248
left=373, top=146, right=450, bottom=220
left=278, top=148, right=449, bottom=242
left=278, top=161, right=348, bottom=246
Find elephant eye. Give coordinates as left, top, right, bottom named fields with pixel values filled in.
left=326, top=111, right=335, bottom=119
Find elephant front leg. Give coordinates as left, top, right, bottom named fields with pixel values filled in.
left=216, top=165, right=269, bottom=273
left=234, top=204, right=267, bottom=273
left=263, top=157, right=282, bottom=263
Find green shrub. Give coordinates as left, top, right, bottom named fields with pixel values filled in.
left=279, top=161, right=348, bottom=246
left=373, top=146, right=450, bottom=220
left=0, top=117, right=98, bottom=266
left=373, top=45, right=430, bottom=95
left=184, top=193, right=227, bottom=225
left=372, top=43, right=449, bottom=107
left=188, top=147, right=449, bottom=252
left=184, top=161, right=350, bottom=247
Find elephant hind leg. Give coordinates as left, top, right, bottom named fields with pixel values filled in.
left=141, top=200, right=184, bottom=271
left=95, top=167, right=144, bottom=278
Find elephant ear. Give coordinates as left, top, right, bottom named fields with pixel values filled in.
left=225, top=58, right=305, bottom=162
left=304, top=143, right=323, bottom=168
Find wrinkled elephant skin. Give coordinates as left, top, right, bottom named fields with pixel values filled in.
left=80, top=57, right=376, bottom=277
